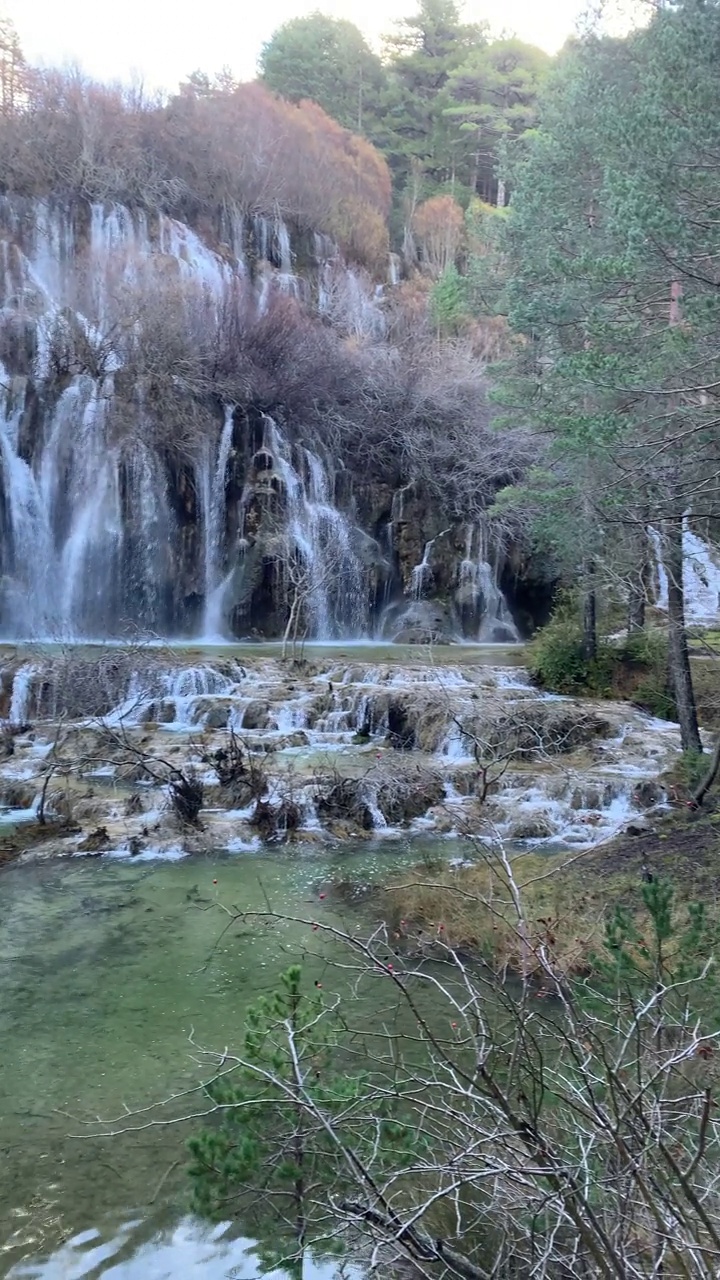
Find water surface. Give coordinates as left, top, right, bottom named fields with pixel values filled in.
left=0, top=843, right=437, bottom=1278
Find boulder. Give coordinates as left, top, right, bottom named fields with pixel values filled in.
left=142, top=700, right=176, bottom=725
left=0, top=781, right=36, bottom=809
left=509, top=815, right=554, bottom=841
left=382, top=599, right=457, bottom=646
left=203, top=702, right=229, bottom=730
left=624, top=817, right=656, bottom=837
left=242, top=700, right=271, bottom=730
left=632, top=780, right=664, bottom=810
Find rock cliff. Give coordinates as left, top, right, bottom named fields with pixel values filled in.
left=0, top=196, right=547, bottom=641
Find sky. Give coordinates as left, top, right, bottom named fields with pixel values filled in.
left=6, top=0, right=589, bottom=95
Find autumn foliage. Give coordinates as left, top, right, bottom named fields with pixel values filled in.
left=412, top=195, right=464, bottom=275
left=0, top=71, right=391, bottom=270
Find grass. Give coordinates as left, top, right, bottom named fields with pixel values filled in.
left=688, top=628, right=720, bottom=654
left=379, top=807, right=720, bottom=979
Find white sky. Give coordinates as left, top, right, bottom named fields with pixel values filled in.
left=6, top=0, right=590, bottom=95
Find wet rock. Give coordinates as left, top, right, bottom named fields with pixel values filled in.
left=77, top=826, right=111, bottom=854
left=571, top=787, right=602, bottom=811
left=73, top=798, right=110, bottom=824
left=376, top=770, right=444, bottom=824
left=0, top=781, right=36, bottom=809
left=142, top=700, right=176, bottom=725
left=425, top=806, right=457, bottom=834
left=383, top=599, right=457, bottom=645
left=242, top=700, right=271, bottom=730
left=124, top=790, right=156, bottom=816
left=203, top=703, right=229, bottom=730
left=509, top=815, right=554, bottom=841
left=128, top=835, right=144, bottom=856
left=480, top=704, right=612, bottom=759
left=316, top=776, right=374, bottom=831
left=483, top=623, right=518, bottom=644
left=448, top=769, right=476, bottom=797
left=386, top=701, right=416, bottom=750
left=624, top=817, right=657, bottom=837
left=632, top=780, right=664, bottom=810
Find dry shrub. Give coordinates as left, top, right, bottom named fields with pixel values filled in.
left=383, top=855, right=606, bottom=978
left=412, top=195, right=465, bottom=276
left=0, top=71, right=391, bottom=271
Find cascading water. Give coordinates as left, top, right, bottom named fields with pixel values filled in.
left=458, top=524, right=519, bottom=643
left=411, top=540, right=435, bottom=600
left=0, top=367, right=175, bottom=639
left=254, top=417, right=369, bottom=639
left=650, top=521, right=720, bottom=624
left=0, top=193, right=504, bottom=644
left=201, top=405, right=236, bottom=640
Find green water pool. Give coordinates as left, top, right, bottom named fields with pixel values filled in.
left=0, top=841, right=453, bottom=1278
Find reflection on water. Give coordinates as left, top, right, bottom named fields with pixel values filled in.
left=0, top=845, right=431, bottom=1278
left=9, top=1217, right=361, bottom=1279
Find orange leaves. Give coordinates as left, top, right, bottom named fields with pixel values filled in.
left=6, top=70, right=391, bottom=272
left=412, top=195, right=464, bottom=275
left=166, top=83, right=391, bottom=269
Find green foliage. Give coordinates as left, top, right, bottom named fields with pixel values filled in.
left=442, top=38, right=551, bottom=204
left=429, top=263, right=468, bottom=332
left=259, top=14, right=386, bottom=136
left=669, top=749, right=708, bottom=793
left=589, top=876, right=720, bottom=1010
left=528, top=610, right=674, bottom=709
left=527, top=614, right=615, bottom=695
left=188, top=966, right=421, bottom=1265
left=499, top=5, right=720, bottom=734
left=258, top=1, right=548, bottom=214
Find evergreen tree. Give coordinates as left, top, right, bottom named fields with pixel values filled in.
left=382, top=0, right=487, bottom=191
left=188, top=966, right=419, bottom=1272
left=500, top=5, right=720, bottom=747
left=259, top=14, right=387, bottom=136
left=443, top=39, right=551, bottom=204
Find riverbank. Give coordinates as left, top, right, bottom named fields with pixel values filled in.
left=377, top=803, right=720, bottom=978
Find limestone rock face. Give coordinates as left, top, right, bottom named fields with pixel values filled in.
left=0, top=195, right=554, bottom=643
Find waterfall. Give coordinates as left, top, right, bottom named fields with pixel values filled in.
left=0, top=374, right=54, bottom=634
left=458, top=524, right=519, bottom=643
left=0, top=194, right=476, bottom=644
left=411, top=540, right=435, bottom=600
left=57, top=378, right=123, bottom=635
left=201, top=406, right=236, bottom=640
left=650, top=521, right=720, bottom=624
left=8, top=662, right=37, bottom=725
left=0, top=368, right=177, bottom=639
left=258, top=417, right=368, bottom=639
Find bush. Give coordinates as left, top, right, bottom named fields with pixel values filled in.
left=527, top=617, right=615, bottom=696
left=529, top=614, right=676, bottom=715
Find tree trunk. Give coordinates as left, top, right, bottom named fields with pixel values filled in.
left=693, top=734, right=720, bottom=807
left=664, top=515, right=702, bottom=753
left=627, top=588, right=645, bottom=633
left=581, top=560, right=597, bottom=661
left=628, top=533, right=650, bottom=633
